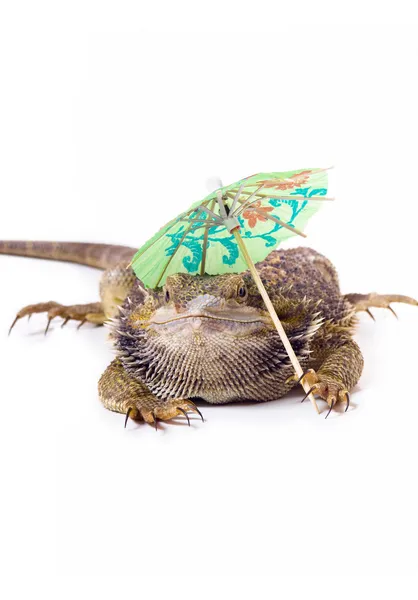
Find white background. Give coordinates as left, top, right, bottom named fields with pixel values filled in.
left=1, top=2, right=417, bottom=598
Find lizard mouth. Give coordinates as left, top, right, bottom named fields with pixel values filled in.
left=148, top=312, right=268, bottom=326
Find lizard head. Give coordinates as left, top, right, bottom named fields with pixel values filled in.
left=146, top=273, right=269, bottom=335
left=114, top=272, right=322, bottom=403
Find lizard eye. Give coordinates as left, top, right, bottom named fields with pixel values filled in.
left=165, top=290, right=170, bottom=303
left=238, top=286, right=247, bottom=298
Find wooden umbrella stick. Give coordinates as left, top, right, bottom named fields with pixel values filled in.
left=232, top=229, right=320, bottom=414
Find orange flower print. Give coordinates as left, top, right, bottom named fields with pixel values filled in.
left=242, top=201, right=274, bottom=228
left=257, top=170, right=312, bottom=191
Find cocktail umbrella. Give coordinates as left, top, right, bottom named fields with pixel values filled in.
left=131, top=168, right=333, bottom=413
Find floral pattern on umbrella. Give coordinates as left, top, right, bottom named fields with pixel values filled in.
left=242, top=200, right=274, bottom=228
left=256, top=170, right=312, bottom=190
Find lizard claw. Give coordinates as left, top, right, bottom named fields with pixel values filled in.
left=365, top=308, right=375, bottom=321
left=183, top=399, right=205, bottom=422
left=176, top=407, right=191, bottom=426
left=325, top=400, right=335, bottom=419
left=286, top=368, right=316, bottom=387
left=387, top=305, right=398, bottom=319
left=344, top=392, right=350, bottom=412
left=296, top=368, right=316, bottom=386
left=301, top=385, right=319, bottom=403
left=44, top=317, right=53, bottom=336
left=8, top=316, right=19, bottom=336
left=124, top=407, right=132, bottom=428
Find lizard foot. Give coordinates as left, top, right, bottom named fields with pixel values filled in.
left=99, top=359, right=204, bottom=430
left=9, top=301, right=106, bottom=335
left=124, top=398, right=204, bottom=430
left=298, top=369, right=350, bottom=418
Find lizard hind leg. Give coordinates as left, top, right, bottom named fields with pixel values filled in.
left=9, top=301, right=106, bottom=335
left=99, top=359, right=204, bottom=429
left=344, top=292, right=418, bottom=320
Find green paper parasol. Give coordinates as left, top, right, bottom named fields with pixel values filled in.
left=132, top=169, right=331, bottom=289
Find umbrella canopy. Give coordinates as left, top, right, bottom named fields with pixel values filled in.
left=131, top=168, right=332, bottom=414
left=131, top=169, right=331, bottom=289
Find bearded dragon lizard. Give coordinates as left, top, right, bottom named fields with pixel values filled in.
left=1, top=240, right=416, bottom=424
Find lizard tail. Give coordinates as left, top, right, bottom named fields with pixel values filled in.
left=0, top=241, right=137, bottom=270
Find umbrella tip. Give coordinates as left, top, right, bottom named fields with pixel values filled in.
left=206, top=176, right=223, bottom=193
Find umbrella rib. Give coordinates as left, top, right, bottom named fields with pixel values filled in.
left=154, top=222, right=195, bottom=288
left=216, top=190, right=228, bottom=219
left=200, top=199, right=216, bottom=275
left=234, top=196, right=333, bottom=219
left=242, top=207, right=307, bottom=238
left=227, top=191, right=333, bottom=211
left=250, top=192, right=334, bottom=201
left=227, top=186, right=265, bottom=216
left=153, top=199, right=214, bottom=288
left=187, top=222, right=216, bottom=232
left=196, top=205, right=222, bottom=222
left=180, top=218, right=219, bottom=225
left=229, top=183, right=245, bottom=215
left=233, top=167, right=334, bottom=190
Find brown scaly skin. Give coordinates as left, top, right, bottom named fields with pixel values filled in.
left=1, top=241, right=417, bottom=424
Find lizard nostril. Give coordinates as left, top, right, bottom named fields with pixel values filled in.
left=174, top=302, right=184, bottom=313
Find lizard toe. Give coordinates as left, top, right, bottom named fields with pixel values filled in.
left=148, top=399, right=204, bottom=427
left=298, top=370, right=351, bottom=417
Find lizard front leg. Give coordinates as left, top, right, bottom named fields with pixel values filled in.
left=9, top=301, right=106, bottom=334
left=8, top=264, right=137, bottom=335
left=98, top=359, right=204, bottom=428
left=296, top=332, right=364, bottom=417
